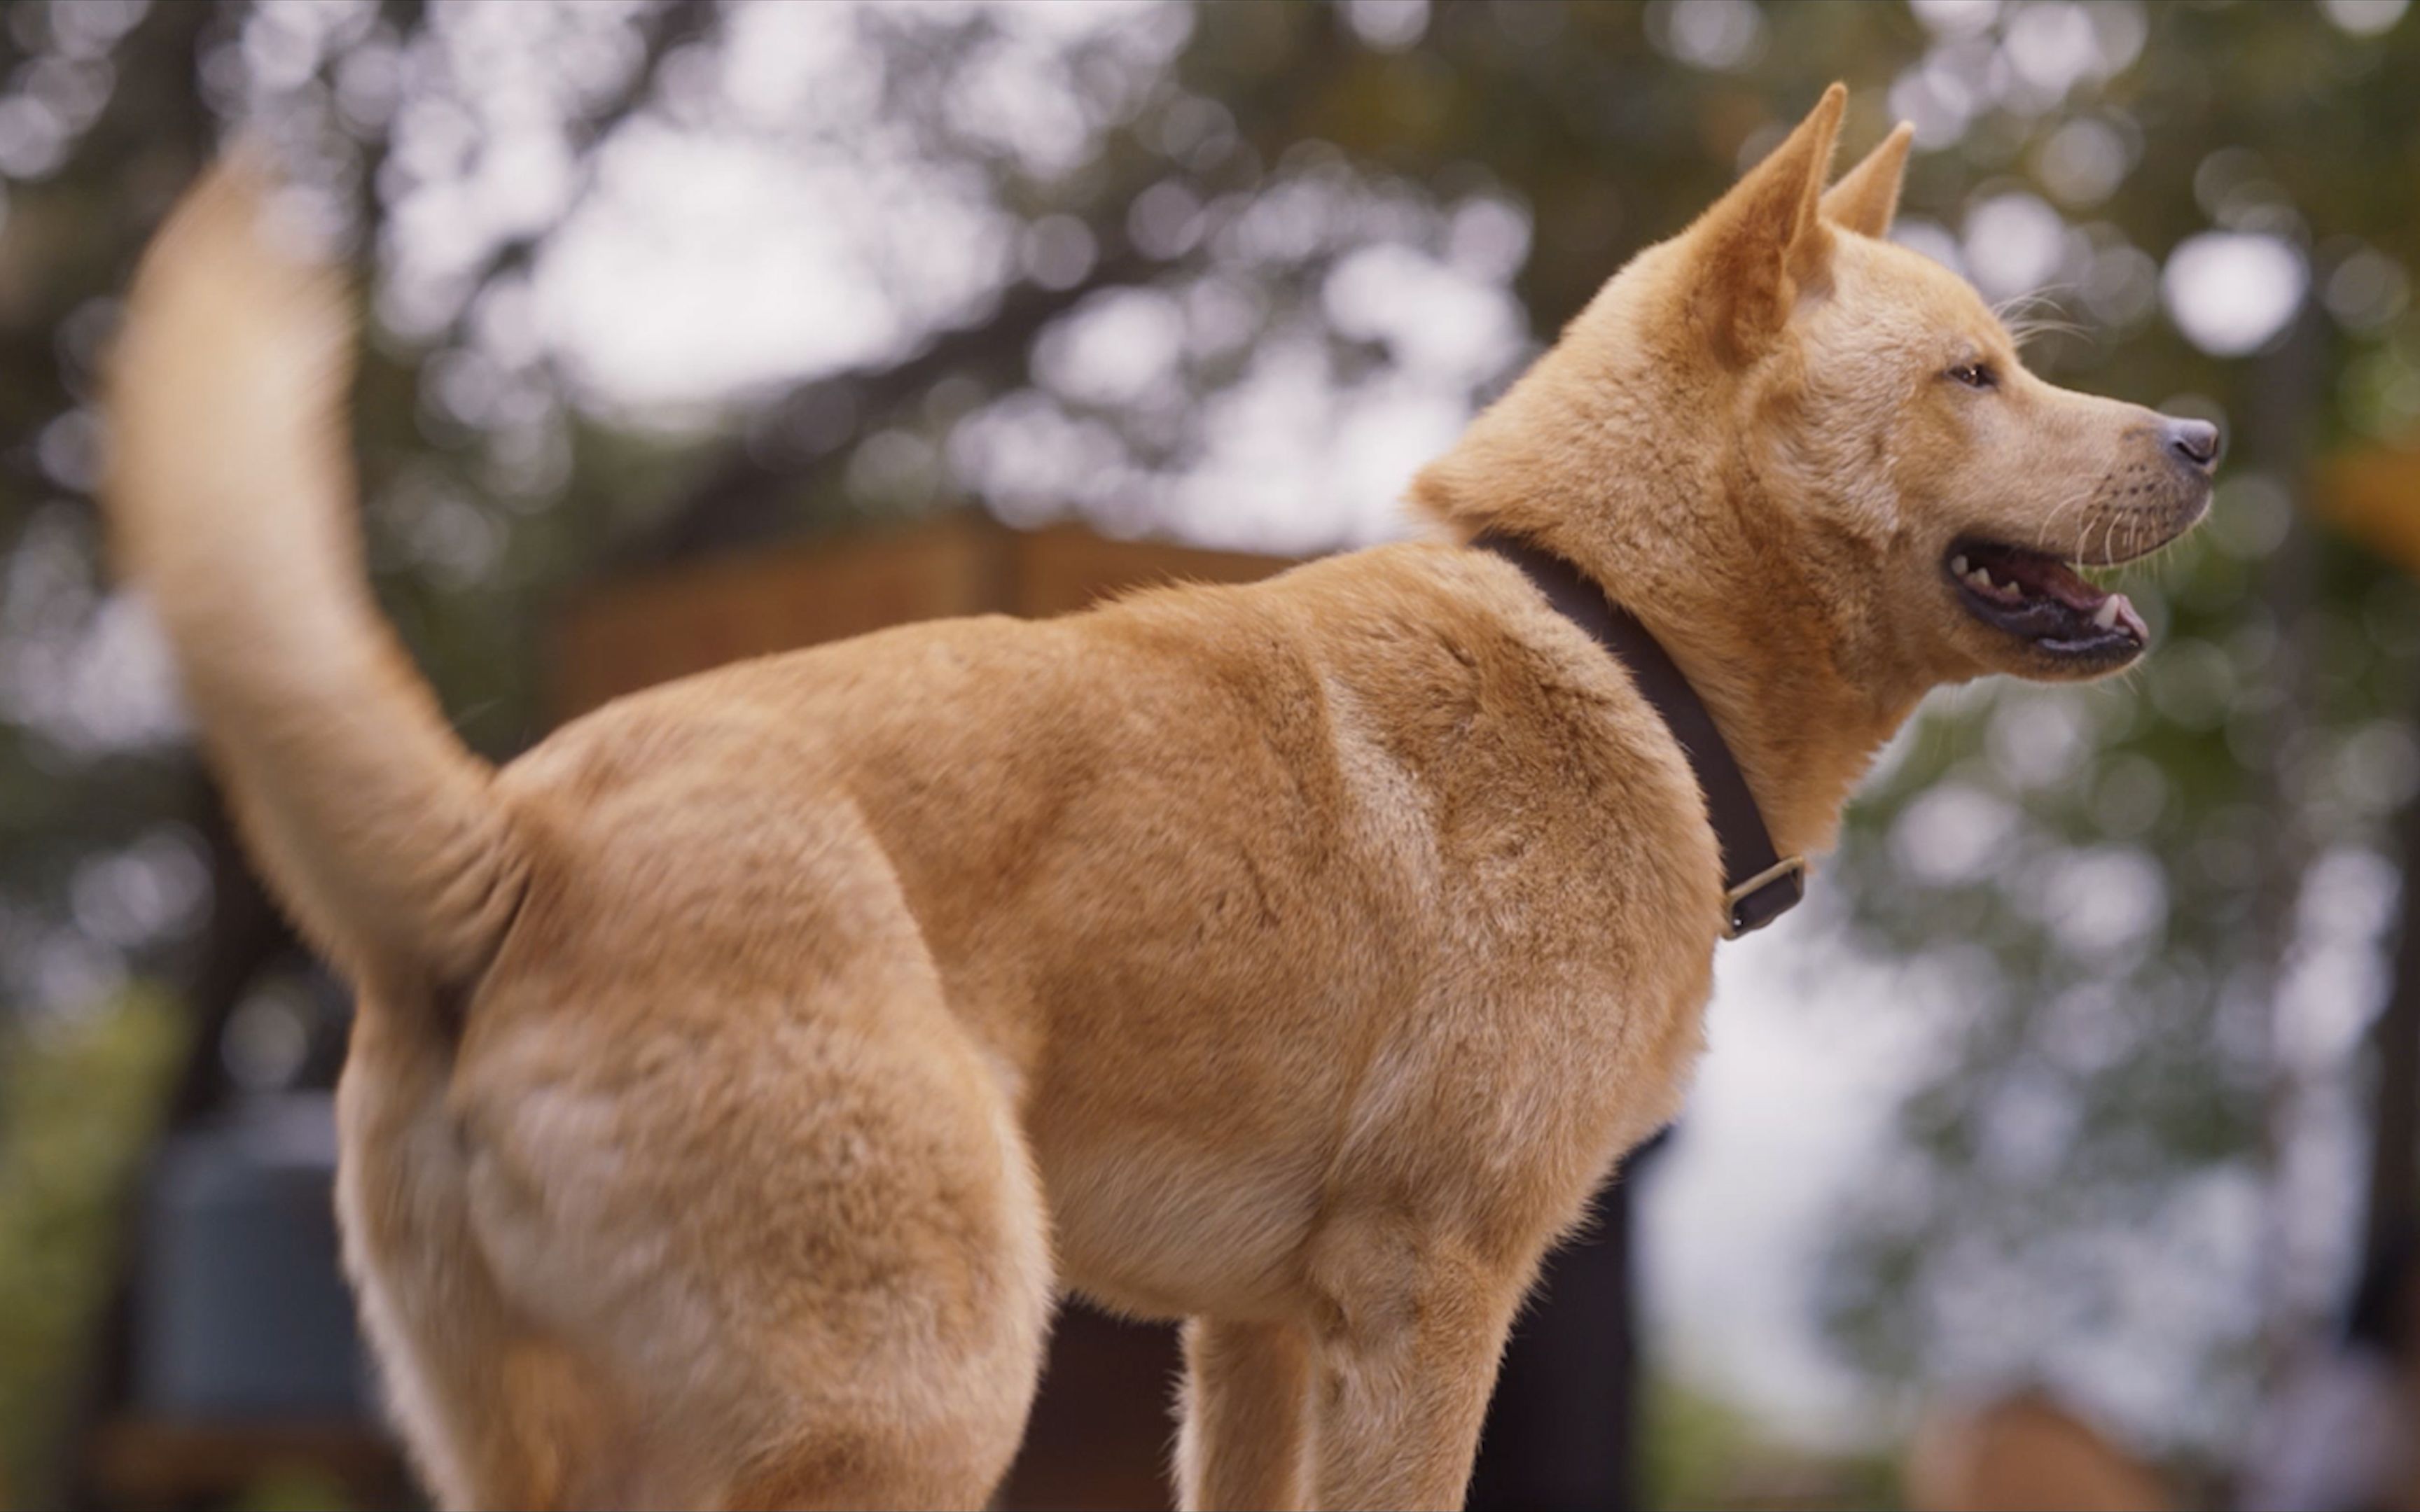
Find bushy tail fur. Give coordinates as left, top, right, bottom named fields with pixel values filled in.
left=107, top=158, right=524, bottom=990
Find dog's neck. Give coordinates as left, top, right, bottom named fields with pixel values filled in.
left=1467, top=509, right=1916, bottom=862
left=1416, top=373, right=1926, bottom=862
left=1587, top=522, right=1921, bottom=864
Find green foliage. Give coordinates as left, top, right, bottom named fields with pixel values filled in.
left=0, top=987, right=185, bottom=1505
left=231, top=1465, right=363, bottom=1512
left=1642, top=1371, right=1901, bottom=1511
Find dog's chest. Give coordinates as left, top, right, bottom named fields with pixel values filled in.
left=1013, top=881, right=1707, bottom=1324
left=1029, top=937, right=1713, bottom=1323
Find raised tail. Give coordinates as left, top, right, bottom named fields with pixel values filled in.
left=106, top=158, right=524, bottom=990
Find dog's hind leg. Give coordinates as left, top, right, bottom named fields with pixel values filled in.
left=450, top=957, right=1053, bottom=1508
left=704, top=1071, right=1055, bottom=1512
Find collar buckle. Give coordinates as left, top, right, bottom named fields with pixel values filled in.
left=1722, top=855, right=1807, bottom=939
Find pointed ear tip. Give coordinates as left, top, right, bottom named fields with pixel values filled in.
left=1775, top=82, right=1849, bottom=158
left=1847, top=124, right=1915, bottom=175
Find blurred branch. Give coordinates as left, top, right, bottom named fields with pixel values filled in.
left=0, top=0, right=217, bottom=525
left=2368, top=772, right=2420, bottom=1266
left=626, top=1, right=1361, bottom=566
left=2249, top=297, right=2329, bottom=1382
left=165, top=783, right=295, bottom=1126
left=623, top=240, right=1158, bottom=564
left=440, top=0, right=716, bottom=318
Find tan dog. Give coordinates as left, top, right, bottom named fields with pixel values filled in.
left=106, top=86, right=2213, bottom=1511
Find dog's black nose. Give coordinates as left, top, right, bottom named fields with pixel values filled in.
left=2164, top=416, right=2222, bottom=472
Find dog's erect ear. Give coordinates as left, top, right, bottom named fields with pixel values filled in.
left=1689, top=83, right=1845, bottom=363
left=1821, top=122, right=1914, bottom=239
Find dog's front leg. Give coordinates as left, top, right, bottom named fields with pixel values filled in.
left=1304, top=1220, right=1529, bottom=1511
left=1175, top=1317, right=1315, bottom=1511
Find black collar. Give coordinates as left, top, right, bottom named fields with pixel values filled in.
left=1473, top=531, right=1805, bottom=938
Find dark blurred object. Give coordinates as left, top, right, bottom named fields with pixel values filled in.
left=84, top=1420, right=403, bottom=1512
left=2231, top=713, right=2420, bottom=1511
left=1466, top=1200, right=1639, bottom=1511
left=2364, top=771, right=2420, bottom=1351
left=55, top=839, right=394, bottom=1509
left=66, top=1078, right=415, bottom=1511
left=1905, top=1390, right=2172, bottom=1512
left=999, top=1305, right=1180, bottom=1511
left=76, top=1090, right=414, bottom=1511
left=1468, top=1154, right=1659, bottom=1512
left=136, top=1094, right=365, bottom=1420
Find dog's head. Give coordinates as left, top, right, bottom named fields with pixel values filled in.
left=1425, top=85, right=2216, bottom=694
left=1695, top=86, right=2216, bottom=686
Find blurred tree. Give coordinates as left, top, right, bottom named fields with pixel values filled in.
left=3, top=0, right=2419, bottom=1491
left=0, top=987, right=181, bottom=1503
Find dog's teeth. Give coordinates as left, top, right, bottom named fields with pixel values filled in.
left=1968, top=568, right=1996, bottom=592
left=1951, top=555, right=1970, bottom=577
left=2092, top=597, right=2120, bottom=630
left=2116, top=595, right=2148, bottom=640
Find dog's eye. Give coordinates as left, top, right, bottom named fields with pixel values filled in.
left=1947, top=361, right=1997, bottom=390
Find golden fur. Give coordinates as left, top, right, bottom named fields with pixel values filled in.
left=105, top=88, right=2210, bottom=1511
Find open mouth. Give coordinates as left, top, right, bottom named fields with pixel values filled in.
left=1945, top=539, right=2148, bottom=663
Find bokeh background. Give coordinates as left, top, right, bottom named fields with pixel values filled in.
left=3, top=0, right=2419, bottom=1507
